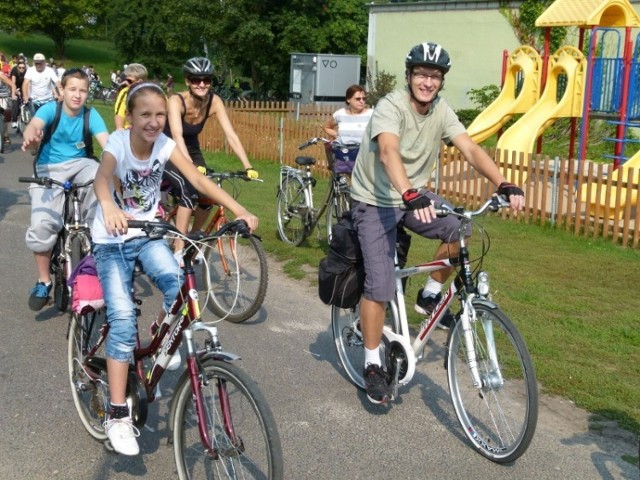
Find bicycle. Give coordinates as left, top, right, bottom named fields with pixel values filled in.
left=161, top=170, right=268, bottom=323
left=18, top=175, right=93, bottom=312
left=276, top=137, right=352, bottom=246
left=67, top=219, right=283, bottom=479
left=332, top=195, right=538, bottom=463
left=17, top=100, right=31, bottom=136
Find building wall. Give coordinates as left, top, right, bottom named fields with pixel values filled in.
left=367, top=0, right=640, bottom=109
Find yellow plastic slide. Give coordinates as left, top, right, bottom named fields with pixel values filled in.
left=580, top=149, right=640, bottom=219
left=467, top=46, right=542, bottom=144
left=496, top=46, right=585, bottom=158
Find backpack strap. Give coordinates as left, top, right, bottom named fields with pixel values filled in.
left=83, top=106, right=95, bottom=160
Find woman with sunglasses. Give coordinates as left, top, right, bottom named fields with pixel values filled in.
left=162, top=56, right=257, bottom=262
left=322, top=84, right=373, bottom=174
left=113, top=63, right=148, bottom=130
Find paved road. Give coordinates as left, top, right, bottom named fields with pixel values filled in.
left=0, top=127, right=637, bottom=479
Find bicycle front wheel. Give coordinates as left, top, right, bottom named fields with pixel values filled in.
left=447, top=303, right=538, bottom=463
left=276, top=174, right=308, bottom=246
left=52, top=234, right=69, bottom=312
left=325, top=187, right=350, bottom=242
left=67, top=310, right=109, bottom=441
left=172, top=360, right=283, bottom=480
left=203, top=233, right=268, bottom=323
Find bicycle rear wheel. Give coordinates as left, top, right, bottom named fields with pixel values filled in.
left=325, top=185, right=350, bottom=242
left=203, top=233, right=268, bottom=323
left=331, top=299, right=400, bottom=390
left=172, top=360, right=283, bottom=479
left=447, top=303, right=538, bottom=463
left=67, top=310, right=109, bottom=441
left=276, top=174, right=308, bottom=246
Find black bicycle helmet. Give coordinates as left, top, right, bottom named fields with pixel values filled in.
left=405, top=42, right=451, bottom=74
left=183, top=57, right=214, bottom=78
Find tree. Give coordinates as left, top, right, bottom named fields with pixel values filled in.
left=0, top=0, right=102, bottom=58
left=500, top=0, right=567, bottom=52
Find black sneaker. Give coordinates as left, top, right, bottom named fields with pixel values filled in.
left=414, top=288, right=453, bottom=330
left=364, top=363, right=389, bottom=405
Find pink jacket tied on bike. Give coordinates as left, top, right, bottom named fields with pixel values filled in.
left=68, top=255, right=105, bottom=314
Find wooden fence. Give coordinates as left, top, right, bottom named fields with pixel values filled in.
left=200, top=103, right=640, bottom=248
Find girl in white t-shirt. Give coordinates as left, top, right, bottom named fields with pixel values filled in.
left=92, top=82, right=258, bottom=456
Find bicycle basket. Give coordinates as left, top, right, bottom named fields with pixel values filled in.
left=328, top=143, right=360, bottom=174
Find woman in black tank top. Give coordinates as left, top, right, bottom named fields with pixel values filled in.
left=162, top=57, right=259, bottom=261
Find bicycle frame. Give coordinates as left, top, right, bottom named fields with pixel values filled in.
left=82, top=228, right=243, bottom=454
left=379, top=200, right=507, bottom=395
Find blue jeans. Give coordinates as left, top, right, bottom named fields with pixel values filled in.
left=93, top=237, right=182, bottom=362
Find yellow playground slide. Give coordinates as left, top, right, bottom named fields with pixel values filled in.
left=496, top=46, right=586, bottom=160
left=467, top=46, right=542, bottom=144
left=580, top=149, right=640, bottom=219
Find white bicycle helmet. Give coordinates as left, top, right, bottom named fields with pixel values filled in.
left=183, top=57, right=214, bottom=78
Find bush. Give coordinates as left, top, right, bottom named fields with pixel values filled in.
left=366, top=62, right=397, bottom=106
left=455, top=108, right=481, bottom=128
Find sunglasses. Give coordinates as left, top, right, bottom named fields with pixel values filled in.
left=189, top=77, right=212, bottom=85
left=353, top=96, right=367, bottom=101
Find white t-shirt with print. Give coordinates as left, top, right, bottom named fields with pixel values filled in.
left=92, top=129, right=176, bottom=243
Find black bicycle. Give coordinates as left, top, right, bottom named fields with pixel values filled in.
left=19, top=176, right=93, bottom=312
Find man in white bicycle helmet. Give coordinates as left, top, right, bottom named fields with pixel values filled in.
left=349, top=42, right=525, bottom=405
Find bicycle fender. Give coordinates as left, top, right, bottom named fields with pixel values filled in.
left=472, top=298, right=500, bottom=310
left=199, top=351, right=241, bottom=364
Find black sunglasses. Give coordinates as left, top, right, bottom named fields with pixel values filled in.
left=189, top=77, right=212, bottom=85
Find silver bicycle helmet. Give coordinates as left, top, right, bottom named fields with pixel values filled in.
left=405, top=42, right=451, bottom=74
left=183, top=57, right=214, bottom=78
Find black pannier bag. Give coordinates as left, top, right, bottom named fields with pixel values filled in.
left=318, top=211, right=364, bottom=308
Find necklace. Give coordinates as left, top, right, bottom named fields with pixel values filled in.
left=191, top=96, right=206, bottom=118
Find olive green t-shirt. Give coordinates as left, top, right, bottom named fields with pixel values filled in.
left=350, top=88, right=466, bottom=207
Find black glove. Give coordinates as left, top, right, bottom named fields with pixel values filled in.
left=497, top=182, right=524, bottom=198
left=402, top=188, right=431, bottom=210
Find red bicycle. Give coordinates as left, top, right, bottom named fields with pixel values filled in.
left=162, top=170, right=268, bottom=323
left=67, top=219, right=282, bottom=479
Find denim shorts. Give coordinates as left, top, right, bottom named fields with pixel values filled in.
left=93, top=237, right=182, bottom=362
left=352, top=194, right=468, bottom=302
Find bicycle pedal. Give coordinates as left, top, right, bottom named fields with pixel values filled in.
left=103, top=439, right=116, bottom=453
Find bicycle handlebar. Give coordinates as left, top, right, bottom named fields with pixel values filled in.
left=298, top=137, right=331, bottom=150
left=127, top=218, right=251, bottom=239
left=205, top=170, right=264, bottom=183
left=18, top=176, right=94, bottom=190
left=400, top=194, right=510, bottom=217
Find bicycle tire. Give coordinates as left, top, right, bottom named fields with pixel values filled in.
left=447, top=303, right=538, bottom=463
left=325, top=187, right=350, bottom=242
left=172, top=359, right=283, bottom=480
left=52, top=234, right=69, bottom=312
left=331, top=299, right=400, bottom=390
left=276, top=173, right=309, bottom=246
left=203, top=233, right=269, bottom=323
left=67, top=310, right=109, bottom=441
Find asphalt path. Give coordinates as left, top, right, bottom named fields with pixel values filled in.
left=0, top=126, right=637, bottom=479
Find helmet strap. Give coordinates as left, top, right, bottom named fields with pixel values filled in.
left=405, top=70, right=444, bottom=111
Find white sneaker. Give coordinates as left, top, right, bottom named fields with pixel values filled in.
left=12, top=122, right=17, bottom=129
left=167, top=349, right=182, bottom=371
left=105, top=417, right=140, bottom=455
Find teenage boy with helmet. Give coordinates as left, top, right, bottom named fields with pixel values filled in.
left=349, top=42, right=525, bottom=405
left=162, top=57, right=257, bottom=263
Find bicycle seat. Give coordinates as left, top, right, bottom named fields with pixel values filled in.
left=295, top=156, right=316, bottom=166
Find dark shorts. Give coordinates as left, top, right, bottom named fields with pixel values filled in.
left=352, top=192, right=469, bottom=302
left=162, top=149, right=208, bottom=209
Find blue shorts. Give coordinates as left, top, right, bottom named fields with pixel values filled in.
left=352, top=193, right=468, bottom=302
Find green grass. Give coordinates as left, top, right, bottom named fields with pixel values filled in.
left=205, top=151, right=640, bottom=436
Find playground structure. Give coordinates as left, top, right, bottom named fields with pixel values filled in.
left=467, top=0, right=640, bottom=218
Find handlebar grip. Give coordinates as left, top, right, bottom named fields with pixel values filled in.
left=18, top=176, right=36, bottom=184
left=126, top=220, right=148, bottom=229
